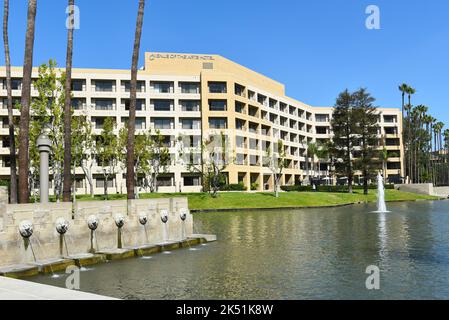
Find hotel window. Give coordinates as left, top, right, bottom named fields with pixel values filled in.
left=235, top=84, right=246, bottom=97
left=157, top=175, right=173, bottom=187
left=383, top=115, right=397, bottom=123
left=315, top=114, right=329, bottom=122
left=236, top=153, right=245, bottom=165
left=71, top=98, right=86, bottom=110
left=93, top=99, right=115, bottom=111
left=249, top=138, right=258, bottom=150
left=386, top=138, right=400, bottom=146
left=209, top=100, right=227, bottom=111
left=208, top=82, right=227, bottom=94
left=153, top=100, right=173, bottom=111
left=235, top=119, right=246, bottom=131
left=235, top=101, right=245, bottom=114
left=249, top=155, right=259, bottom=166
left=249, top=122, right=258, bottom=134
left=121, top=80, right=146, bottom=93
left=209, top=118, right=227, bottom=129
left=71, top=79, right=85, bottom=91
left=152, top=118, right=173, bottom=130
left=123, top=99, right=145, bottom=111
left=181, top=119, right=201, bottom=130
left=96, top=178, right=114, bottom=188
left=387, top=162, right=401, bottom=170
left=385, top=127, right=398, bottom=135
left=1, top=98, right=20, bottom=109
left=316, top=126, right=329, bottom=134
left=179, top=82, right=200, bottom=94
left=236, top=136, right=246, bottom=148
left=248, top=106, right=258, bottom=117
left=183, top=175, right=201, bottom=186
left=94, top=80, right=115, bottom=92
left=180, top=100, right=200, bottom=112
left=151, top=81, right=173, bottom=93
left=258, top=94, right=267, bottom=106
left=10, top=79, right=22, bottom=90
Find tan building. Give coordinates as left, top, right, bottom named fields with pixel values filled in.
left=0, top=52, right=404, bottom=194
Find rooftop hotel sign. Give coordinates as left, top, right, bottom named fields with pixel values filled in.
left=148, top=53, right=215, bottom=61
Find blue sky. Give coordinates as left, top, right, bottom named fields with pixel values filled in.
left=1, top=0, right=448, bottom=126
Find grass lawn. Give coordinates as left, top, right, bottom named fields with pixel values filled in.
left=76, top=190, right=440, bottom=211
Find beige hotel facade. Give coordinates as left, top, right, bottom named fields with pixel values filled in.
left=0, top=52, right=404, bottom=195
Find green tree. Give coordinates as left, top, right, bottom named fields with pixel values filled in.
left=264, top=140, right=287, bottom=198
left=30, top=61, right=66, bottom=201
left=96, top=117, right=118, bottom=199
left=330, top=89, right=358, bottom=193
left=352, top=88, right=380, bottom=195
left=72, top=115, right=95, bottom=198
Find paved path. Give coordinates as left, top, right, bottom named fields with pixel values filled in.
left=0, top=276, right=117, bottom=300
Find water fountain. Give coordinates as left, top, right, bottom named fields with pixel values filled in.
left=160, top=209, right=169, bottom=242
left=180, top=208, right=188, bottom=241
left=114, top=214, right=125, bottom=249
left=87, top=215, right=99, bottom=254
left=376, top=172, right=388, bottom=213
left=19, top=220, right=36, bottom=262
left=55, top=218, right=70, bottom=257
left=139, top=213, right=149, bottom=244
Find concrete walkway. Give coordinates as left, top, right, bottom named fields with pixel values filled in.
left=0, top=276, right=117, bottom=300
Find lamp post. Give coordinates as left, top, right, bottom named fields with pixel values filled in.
left=37, top=133, right=51, bottom=204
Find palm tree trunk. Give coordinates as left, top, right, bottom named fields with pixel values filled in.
left=3, top=0, right=18, bottom=204
left=62, top=0, right=75, bottom=202
left=126, top=0, right=145, bottom=200
left=18, top=0, right=37, bottom=204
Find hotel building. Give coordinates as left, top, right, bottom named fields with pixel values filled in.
left=0, top=52, right=404, bottom=195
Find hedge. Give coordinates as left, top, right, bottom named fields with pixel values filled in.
left=221, top=183, right=246, bottom=191
left=280, top=184, right=395, bottom=193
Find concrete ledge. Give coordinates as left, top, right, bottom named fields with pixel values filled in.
left=0, top=236, right=216, bottom=279
left=32, top=258, right=76, bottom=274
left=0, top=264, right=39, bottom=279
left=0, top=276, right=117, bottom=300
left=191, top=234, right=217, bottom=242
left=96, top=248, right=135, bottom=261
left=132, top=244, right=162, bottom=256
left=157, top=240, right=181, bottom=251
left=66, top=253, right=107, bottom=268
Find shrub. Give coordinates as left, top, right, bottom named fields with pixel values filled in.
left=251, top=183, right=259, bottom=191
left=281, top=184, right=394, bottom=192
left=221, top=183, right=246, bottom=191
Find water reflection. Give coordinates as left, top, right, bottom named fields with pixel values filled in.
left=30, top=201, right=449, bottom=300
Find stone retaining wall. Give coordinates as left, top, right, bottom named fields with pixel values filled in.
left=0, top=198, right=192, bottom=267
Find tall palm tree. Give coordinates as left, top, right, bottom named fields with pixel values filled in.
left=126, top=0, right=145, bottom=200
left=63, top=0, right=75, bottom=202
left=18, top=0, right=37, bottom=204
left=307, top=142, right=318, bottom=182
left=444, top=129, right=449, bottom=185
left=434, top=122, right=444, bottom=185
left=398, top=83, right=408, bottom=119
left=3, top=0, right=18, bottom=204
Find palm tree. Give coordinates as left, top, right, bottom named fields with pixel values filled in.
left=3, top=0, right=18, bottom=204
left=405, top=85, right=415, bottom=183
left=62, top=0, right=75, bottom=202
left=126, top=0, right=145, bottom=200
left=434, top=122, right=444, bottom=185
left=444, top=129, right=449, bottom=185
left=316, top=142, right=330, bottom=183
left=307, top=142, right=318, bottom=183
left=18, top=0, right=37, bottom=204
left=398, top=83, right=408, bottom=119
